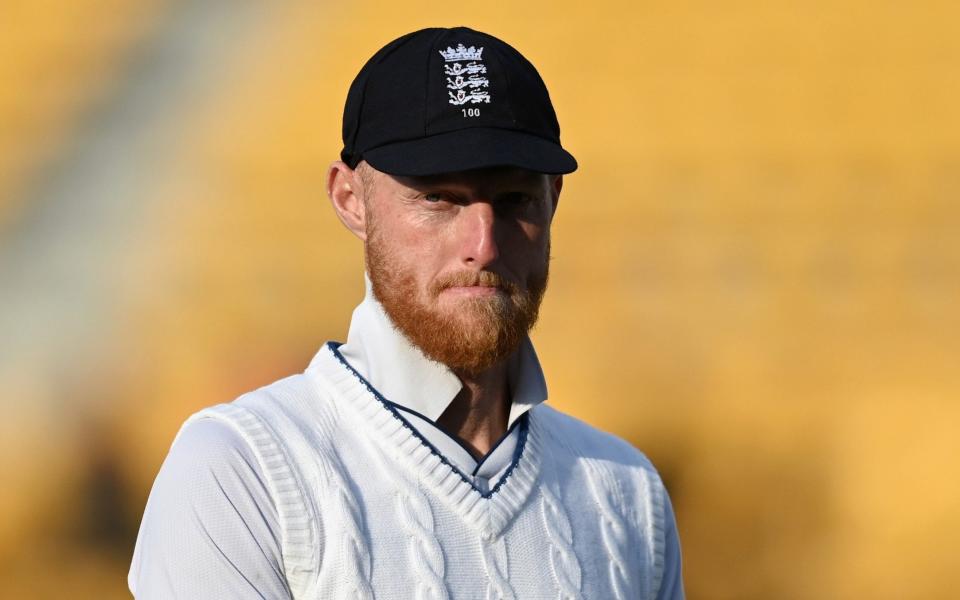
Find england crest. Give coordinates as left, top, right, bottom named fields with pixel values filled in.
left=439, top=44, right=491, bottom=106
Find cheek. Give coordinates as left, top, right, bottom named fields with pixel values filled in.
left=386, top=224, right=446, bottom=292
left=374, top=206, right=436, bottom=258
left=508, top=221, right=549, bottom=257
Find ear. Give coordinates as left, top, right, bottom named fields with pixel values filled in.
left=327, top=161, right=368, bottom=240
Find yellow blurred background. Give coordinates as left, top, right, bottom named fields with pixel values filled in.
left=2, top=1, right=958, bottom=598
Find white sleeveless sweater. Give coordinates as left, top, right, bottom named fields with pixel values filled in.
left=183, top=343, right=668, bottom=599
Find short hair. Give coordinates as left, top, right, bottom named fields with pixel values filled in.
left=355, top=161, right=376, bottom=203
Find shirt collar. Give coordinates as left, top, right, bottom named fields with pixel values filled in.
left=326, top=277, right=548, bottom=425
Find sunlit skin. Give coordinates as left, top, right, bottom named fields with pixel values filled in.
left=327, top=160, right=562, bottom=457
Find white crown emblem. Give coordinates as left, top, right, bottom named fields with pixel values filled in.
left=439, top=44, right=484, bottom=62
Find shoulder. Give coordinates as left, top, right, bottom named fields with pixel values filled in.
left=182, top=370, right=339, bottom=489
left=531, top=404, right=659, bottom=474
left=148, top=418, right=277, bottom=524
left=147, top=371, right=330, bottom=596
left=530, top=404, right=668, bottom=511
left=230, top=372, right=327, bottom=423
left=160, top=378, right=313, bottom=514
left=186, top=368, right=339, bottom=450
left=129, top=418, right=292, bottom=598
left=531, top=405, right=679, bottom=596
left=165, top=417, right=260, bottom=478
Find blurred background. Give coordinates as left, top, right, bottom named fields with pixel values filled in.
left=2, top=0, right=958, bottom=597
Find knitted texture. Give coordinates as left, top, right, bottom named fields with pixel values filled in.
left=188, top=344, right=668, bottom=599
left=319, top=449, right=373, bottom=598
left=585, top=463, right=634, bottom=599
left=372, top=439, right=450, bottom=600
left=480, top=535, right=515, bottom=600
left=545, top=404, right=670, bottom=600
left=396, top=484, right=448, bottom=600
left=539, top=471, right=582, bottom=598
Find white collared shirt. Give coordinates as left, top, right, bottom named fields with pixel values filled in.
left=328, top=281, right=548, bottom=493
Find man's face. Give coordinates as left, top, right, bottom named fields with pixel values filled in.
left=360, top=164, right=560, bottom=375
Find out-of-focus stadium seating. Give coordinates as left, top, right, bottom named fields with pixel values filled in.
left=0, top=1, right=165, bottom=228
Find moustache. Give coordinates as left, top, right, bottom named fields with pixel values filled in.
left=431, top=270, right=519, bottom=295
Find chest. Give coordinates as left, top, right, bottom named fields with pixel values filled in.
left=304, top=437, right=658, bottom=600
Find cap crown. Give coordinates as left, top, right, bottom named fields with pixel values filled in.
left=341, top=27, right=563, bottom=168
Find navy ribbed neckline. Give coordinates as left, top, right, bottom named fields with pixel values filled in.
left=327, top=341, right=528, bottom=499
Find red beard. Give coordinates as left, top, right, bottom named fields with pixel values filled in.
left=365, top=221, right=548, bottom=376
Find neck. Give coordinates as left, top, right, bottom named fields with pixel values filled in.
left=436, top=361, right=510, bottom=459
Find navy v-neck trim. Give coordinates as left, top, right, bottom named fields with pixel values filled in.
left=388, top=401, right=524, bottom=474
left=327, top=341, right=528, bottom=499
left=471, top=418, right=523, bottom=477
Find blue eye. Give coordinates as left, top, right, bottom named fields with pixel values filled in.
left=424, top=193, right=444, bottom=203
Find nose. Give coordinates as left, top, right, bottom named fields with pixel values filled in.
left=459, top=201, right=499, bottom=267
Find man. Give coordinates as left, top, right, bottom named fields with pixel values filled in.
left=129, top=26, right=684, bottom=599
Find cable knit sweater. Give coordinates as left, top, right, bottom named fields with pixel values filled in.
left=168, top=342, right=672, bottom=599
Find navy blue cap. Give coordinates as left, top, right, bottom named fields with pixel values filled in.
left=340, top=27, right=577, bottom=176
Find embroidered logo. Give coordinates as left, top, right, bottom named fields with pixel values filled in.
left=440, top=44, right=490, bottom=108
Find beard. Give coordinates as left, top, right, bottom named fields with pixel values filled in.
left=365, top=222, right=549, bottom=376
